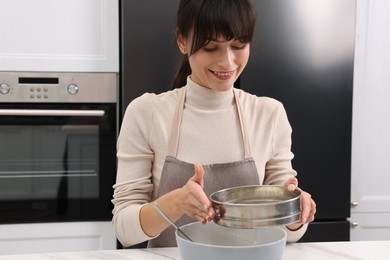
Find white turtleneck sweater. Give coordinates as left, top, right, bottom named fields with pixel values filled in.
left=112, top=78, right=307, bottom=247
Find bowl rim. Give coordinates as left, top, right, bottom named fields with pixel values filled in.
left=175, top=222, right=287, bottom=249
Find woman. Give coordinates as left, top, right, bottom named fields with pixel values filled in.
left=112, top=0, right=316, bottom=248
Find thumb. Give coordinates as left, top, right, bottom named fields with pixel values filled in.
left=285, top=177, right=298, bottom=191
left=191, top=163, right=205, bottom=188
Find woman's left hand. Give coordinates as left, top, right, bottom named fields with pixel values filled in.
left=283, top=177, right=316, bottom=230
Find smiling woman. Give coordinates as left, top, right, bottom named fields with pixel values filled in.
left=172, top=0, right=255, bottom=90
left=177, top=36, right=250, bottom=91
left=113, top=0, right=316, bottom=248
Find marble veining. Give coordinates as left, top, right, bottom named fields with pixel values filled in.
left=0, top=241, right=389, bottom=260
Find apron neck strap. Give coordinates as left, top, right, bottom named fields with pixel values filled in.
left=168, top=88, right=186, bottom=157
left=168, top=87, right=251, bottom=158
left=233, top=88, right=251, bottom=158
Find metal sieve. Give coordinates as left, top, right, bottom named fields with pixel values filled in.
left=210, top=185, right=301, bottom=228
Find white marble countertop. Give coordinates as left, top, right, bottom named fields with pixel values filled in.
left=1, top=240, right=389, bottom=260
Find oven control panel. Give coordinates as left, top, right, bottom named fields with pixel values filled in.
left=0, top=72, right=117, bottom=103
left=0, top=83, right=11, bottom=95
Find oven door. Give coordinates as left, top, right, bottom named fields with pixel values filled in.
left=0, top=103, right=116, bottom=223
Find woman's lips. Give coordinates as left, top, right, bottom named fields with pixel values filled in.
left=210, top=70, right=234, bottom=80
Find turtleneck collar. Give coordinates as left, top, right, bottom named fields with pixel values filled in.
left=185, top=77, right=235, bottom=110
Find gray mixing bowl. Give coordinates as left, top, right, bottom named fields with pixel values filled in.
left=176, top=222, right=286, bottom=260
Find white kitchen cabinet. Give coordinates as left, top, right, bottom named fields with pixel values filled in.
left=0, top=0, right=119, bottom=72
left=0, top=222, right=116, bottom=255
left=350, top=0, right=390, bottom=240
left=350, top=213, right=390, bottom=241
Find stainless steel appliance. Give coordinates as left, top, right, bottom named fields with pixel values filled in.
left=121, top=0, right=355, bottom=242
left=0, top=72, right=117, bottom=223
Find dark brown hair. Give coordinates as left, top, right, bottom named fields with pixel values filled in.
left=171, top=0, right=256, bottom=89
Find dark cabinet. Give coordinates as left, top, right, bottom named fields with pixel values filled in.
left=120, top=0, right=356, bottom=242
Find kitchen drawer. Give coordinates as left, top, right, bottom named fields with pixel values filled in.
left=0, top=221, right=116, bottom=255
left=350, top=213, right=390, bottom=241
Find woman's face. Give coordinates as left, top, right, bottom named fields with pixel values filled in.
left=178, top=35, right=250, bottom=91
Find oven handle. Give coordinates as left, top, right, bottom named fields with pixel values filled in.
left=0, top=109, right=105, bottom=117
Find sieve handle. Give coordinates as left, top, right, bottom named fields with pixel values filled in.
left=153, top=201, right=193, bottom=242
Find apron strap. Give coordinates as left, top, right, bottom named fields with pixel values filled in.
left=168, top=87, right=251, bottom=158
left=233, top=88, right=251, bottom=158
left=168, top=88, right=186, bottom=157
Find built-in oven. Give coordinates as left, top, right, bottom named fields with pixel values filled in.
left=0, top=72, right=117, bottom=224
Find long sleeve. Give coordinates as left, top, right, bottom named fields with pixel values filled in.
left=237, top=91, right=306, bottom=242
left=265, top=101, right=297, bottom=184
left=112, top=89, right=181, bottom=247
left=266, top=102, right=308, bottom=242
left=112, top=95, right=156, bottom=246
left=112, top=81, right=308, bottom=246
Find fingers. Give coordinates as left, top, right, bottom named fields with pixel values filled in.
left=191, top=163, right=205, bottom=187
left=299, top=191, right=316, bottom=224
left=284, top=177, right=298, bottom=191
left=308, top=199, right=317, bottom=222
left=185, top=201, right=214, bottom=224
left=194, top=204, right=214, bottom=224
left=283, top=178, right=316, bottom=225
left=182, top=163, right=215, bottom=223
left=300, top=192, right=310, bottom=223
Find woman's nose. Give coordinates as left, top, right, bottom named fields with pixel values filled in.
left=218, top=48, right=234, bottom=68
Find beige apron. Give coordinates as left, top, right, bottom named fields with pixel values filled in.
left=149, top=87, right=260, bottom=247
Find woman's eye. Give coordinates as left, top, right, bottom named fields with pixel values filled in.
left=203, top=46, right=217, bottom=52
left=202, top=42, right=247, bottom=52
left=232, top=44, right=247, bottom=50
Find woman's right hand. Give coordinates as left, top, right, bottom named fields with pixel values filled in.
left=179, top=163, right=215, bottom=223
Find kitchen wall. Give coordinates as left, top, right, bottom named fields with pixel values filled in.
left=350, top=0, right=390, bottom=240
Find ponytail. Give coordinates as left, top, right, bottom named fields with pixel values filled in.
left=171, top=55, right=191, bottom=89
